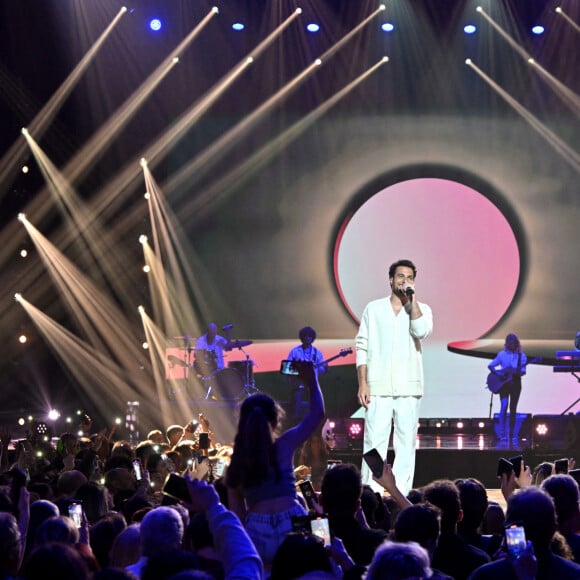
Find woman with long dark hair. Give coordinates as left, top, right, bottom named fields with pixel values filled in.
left=226, top=362, right=324, bottom=567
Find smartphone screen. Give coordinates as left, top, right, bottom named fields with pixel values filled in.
left=68, top=500, right=83, bottom=528
left=326, top=460, right=342, bottom=470
left=310, top=516, right=331, bottom=546
left=280, top=360, right=299, bottom=375
left=299, top=480, right=316, bottom=510
left=133, top=460, right=142, bottom=481
left=554, top=458, right=569, bottom=474
left=363, top=448, right=384, bottom=478
left=199, top=432, right=210, bottom=450
left=505, top=525, right=526, bottom=558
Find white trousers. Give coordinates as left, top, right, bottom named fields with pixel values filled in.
left=361, top=395, right=421, bottom=496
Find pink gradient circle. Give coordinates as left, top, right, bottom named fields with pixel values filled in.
left=334, top=178, right=520, bottom=341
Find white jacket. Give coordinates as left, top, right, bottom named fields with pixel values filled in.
left=355, top=296, right=433, bottom=397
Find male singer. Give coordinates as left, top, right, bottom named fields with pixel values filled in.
left=356, top=259, right=433, bottom=495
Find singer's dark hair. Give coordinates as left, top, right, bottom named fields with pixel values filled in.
left=389, top=259, right=417, bottom=279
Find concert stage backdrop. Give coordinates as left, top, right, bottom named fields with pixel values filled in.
left=0, top=0, right=578, bottom=429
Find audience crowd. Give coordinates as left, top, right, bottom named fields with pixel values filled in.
left=1, top=373, right=579, bottom=580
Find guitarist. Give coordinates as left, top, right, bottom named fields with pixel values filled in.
left=487, top=333, right=528, bottom=443
left=287, top=326, right=328, bottom=425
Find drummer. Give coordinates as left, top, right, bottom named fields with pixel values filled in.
left=194, top=323, right=228, bottom=378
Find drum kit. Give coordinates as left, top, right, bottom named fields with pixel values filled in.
left=171, top=333, right=258, bottom=401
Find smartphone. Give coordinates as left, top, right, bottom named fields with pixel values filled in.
left=68, top=500, right=83, bottom=528
left=363, top=448, right=384, bottom=478
left=199, top=432, right=210, bottom=450
left=133, top=459, right=142, bottom=481
left=291, top=515, right=312, bottom=533
left=497, top=457, right=514, bottom=478
left=299, top=480, right=317, bottom=510
left=568, top=469, right=580, bottom=485
left=310, top=516, right=331, bottom=547
left=280, top=360, right=299, bottom=376
left=508, top=455, right=524, bottom=478
left=162, top=473, right=190, bottom=502
left=505, top=524, right=526, bottom=558
left=214, top=458, right=227, bottom=478
left=554, top=458, right=569, bottom=474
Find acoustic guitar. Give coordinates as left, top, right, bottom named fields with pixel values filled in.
left=486, top=357, right=540, bottom=393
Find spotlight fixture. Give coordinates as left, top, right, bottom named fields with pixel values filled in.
left=306, top=23, right=320, bottom=33
left=381, top=22, right=395, bottom=32
left=139, top=234, right=148, bottom=244
left=149, top=18, right=162, bottom=32
left=232, top=22, right=245, bottom=31
left=531, top=25, right=545, bottom=35
left=464, top=24, right=477, bottom=34
left=22, top=165, right=29, bottom=174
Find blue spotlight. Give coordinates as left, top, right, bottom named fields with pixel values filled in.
left=531, top=25, right=545, bottom=35
left=306, top=23, right=320, bottom=33
left=381, top=22, right=395, bottom=32
left=232, top=22, right=245, bottom=31
left=149, top=18, right=162, bottom=32
left=463, top=24, right=477, bottom=35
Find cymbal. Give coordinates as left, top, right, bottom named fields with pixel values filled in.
left=167, top=354, right=188, bottom=367
left=224, top=339, right=253, bottom=351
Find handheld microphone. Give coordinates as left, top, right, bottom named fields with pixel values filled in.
left=222, top=323, right=234, bottom=331
left=405, top=286, right=415, bottom=297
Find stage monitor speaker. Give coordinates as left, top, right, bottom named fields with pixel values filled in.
left=532, top=414, right=579, bottom=451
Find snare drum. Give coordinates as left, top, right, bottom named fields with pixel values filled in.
left=227, top=360, right=254, bottom=385
left=210, top=368, right=245, bottom=401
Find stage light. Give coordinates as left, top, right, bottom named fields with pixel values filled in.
left=17, top=213, right=26, bottom=222
left=476, top=6, right=483, bottom=13
left=555, top=7, right=562, bottom=14
left=535, top=422, right=548, bottom=436
left=456, top=421, right=464, bottom=429
left=47, top=409, right=60, bottom=421
left=138, top=305, right=145, bottom=314
left=464, top=25, right=477, bottom=34
left=139, top=234, right=148, bottom=244
left=477, top=421, right=485, bottom=429
left=18, top=335, right=27, bottom=344
left=142, top=342, right=149, bottom=350
left=21, top=127, right=29, bottom=136
left=18, top=417, right=25, bottom=426
left=22, top=165, right=29, bottom=174
left=140, top=158, right=148, bottom=168
left=212, top=7, right=219, bottom=15
left=381, top=22, right=395, bottom=32
left=172, top=57, right=179, bottom=64
left=66, top=417, right=72, bottom=424
left=20, top=249, right=28, bottom=258
left=232, top=22, right=245, bottom=31
left=143, top=265, right=150, bottom=273
left=531, top=25, right=544, bottom=35
left=295, top=8, right=303, bottom=15
left=306, top=23, right=320, bottom=33
left=465, top=58, right=472, bottom=65
left=144, top=192, right=150, bottom=199
left=149, top=18, right=162, bottom=32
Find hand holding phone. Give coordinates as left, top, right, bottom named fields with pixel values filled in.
left=497, top=457, right=514, bottom=478
left=133, top=459, right=143, bottom=481
left=299, top=480, right=317, bottom=510
left=310, top=516, right=331, bottom=546
left=554, top=458, right=569, bottom=474
left=162, top=473, right=191, bottom=502
left=508, top=455, right=524, bottom=478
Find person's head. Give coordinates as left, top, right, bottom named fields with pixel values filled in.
left=141, top=548, right=207, bottom=580
left=421, top=479, right=462, bottom=533
left=166, top=425, right=184, bottom=447
left=34, top=515, right=79, bottom=547
left=393, top=502, right=441, bottom=558
left=56, top=469, right=88, bottom=497
left=504, top=333, right=521, bottom=353
left=505, top=487, right=557, bottom=553
left=226, top=393, right=284, bottom=489
left=270, top=532, right=333, bottom=580
left=109, top=523, right=141, bottom=568
left=140, top=506, right=184, bottom=558
left=366, top=540, right=432, bottom=580
left=57, top=432, right=79, bottom=455
left=75, top=481, right=111, bottom=524
left=532, top=461, right=554, bottom=486
left=298, top=326, right=316, bottom=346
left=541, top=474, right=580, bottom=528
left=206, top=323, right=218, bottom=338
left=89, top=512, right=127, bottom=568
left=480, top=501, right=505, bottom=535
left=147, top=430, right=165, bottom=445
left=320, top=463, right=362, bottom=517
left=20, top=543, right=90, bottom=580
left=0, top=512, right=21, bottom=577
left=104, top=467, right=136, bottom=496
left=388, top=259, right=417, bottom=297
left=454, top=477, right=489, bottom=533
